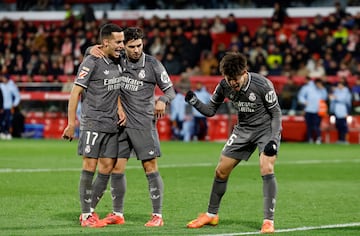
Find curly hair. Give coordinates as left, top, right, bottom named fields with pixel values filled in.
left=124, top=27, right=144, bottom=44
left=219, top=52, right=247, bottom=79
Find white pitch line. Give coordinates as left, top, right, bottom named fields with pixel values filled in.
left=198, top=222, right=360, bottom=236
left=0, top=159, right=359, bottom=173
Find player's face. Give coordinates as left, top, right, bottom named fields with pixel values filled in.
left=225, top=71, right=247, bottom=91
left=106, top=32, right=124, bottom=58
left=125, top=39, right=143, bottom=61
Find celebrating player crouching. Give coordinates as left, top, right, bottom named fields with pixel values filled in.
left=185, top=52, right=282, bottom=234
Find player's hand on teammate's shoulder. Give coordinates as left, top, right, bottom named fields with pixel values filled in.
left=90, top=45, right=105, bottom=58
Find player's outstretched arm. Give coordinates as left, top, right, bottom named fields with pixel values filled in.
left=185, top=90, right=219, bottom=117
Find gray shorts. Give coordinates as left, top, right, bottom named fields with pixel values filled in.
left=221, top=124, right=275, bottom=161
left=78, top=130, right=118, bottom=158
left=118, top=127, right=161, bottom=160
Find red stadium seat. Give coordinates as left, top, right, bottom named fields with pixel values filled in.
left=157, top=116, right=172, bottom=141
left=320, top=115, right=337, bottom=143
left=43, top=118, right=67, bottom=139
left=281, top=115, right=307, bottom=142
left=207, top=114, right=230, bottom=141
left=347, top=116, right=360, bottom=144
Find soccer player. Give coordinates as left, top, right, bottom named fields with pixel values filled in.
left=185, top=52, right=281, bottom=234
left=89, top=27, right=175, bottom=227
left=62, top=23, right=125, bottom=228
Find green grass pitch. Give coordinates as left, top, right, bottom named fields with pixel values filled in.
left=0, top=139, right=359, bottom=235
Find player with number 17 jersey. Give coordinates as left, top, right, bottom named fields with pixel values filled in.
left=75, top=56, right=122, bottom=133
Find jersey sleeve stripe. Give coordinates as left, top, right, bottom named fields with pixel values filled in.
left=267, top=102, right=278, bottom=109
left=162, top=84, right=173, bottom=91
left=74, top=81, right=88, bottom=89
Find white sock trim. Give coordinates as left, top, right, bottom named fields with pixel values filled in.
left=113, top=212, right=124, bottom=217
left=206, top=212, right=217, bottom=217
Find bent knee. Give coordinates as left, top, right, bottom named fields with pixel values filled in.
left=215, top=168, right=229, bottom=180
left=82, top=158, right=97, bottom=172
left=260, top=163, right=274, bottom=175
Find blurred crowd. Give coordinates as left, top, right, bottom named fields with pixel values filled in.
left=1, top=2, right=359, bottom=80
left=11, top=0, right=360, bottom=11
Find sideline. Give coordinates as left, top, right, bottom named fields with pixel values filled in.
left=198, top=222, right=360, bottom=236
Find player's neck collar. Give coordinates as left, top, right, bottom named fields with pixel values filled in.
left=241, top=72, right=251, bottom=92
left=125, top=52, right=145, bottom=68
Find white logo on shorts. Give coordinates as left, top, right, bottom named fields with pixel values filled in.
left=85, top=145, right=91, bottom=153
left=149, top=150, right=155, bottom=155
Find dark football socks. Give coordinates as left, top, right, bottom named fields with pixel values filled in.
left=146, top=171, right=163, bottom=215
left=262, top=174, right=277, bottom=220
left=111, top=173, right=126, bottom=213
left=208, top=177, right=228, bottom=214
left=79, top=170, right=95, bottom=213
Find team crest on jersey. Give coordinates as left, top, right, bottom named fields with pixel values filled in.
left=248, top=92, right=256, bottom=102
left=160, top=71, right=170, bottom=83
left=265, top=91, right=277, bottom=103
left=138, top=69, right=145, bottom=79
left=85, top=145, right=91, bottom=154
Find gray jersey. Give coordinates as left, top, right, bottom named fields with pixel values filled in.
left=119, top=53, right=173, bottom=130
left=211, top=72, right=282, bottom=142
left=74, top=55, right=122, bottom=133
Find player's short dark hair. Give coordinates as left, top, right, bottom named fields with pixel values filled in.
left=219, top=52, right=247, bottom=79
left=99, top=23, right=123, bottom=42
left=124, top=27, right=144, bottom=44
